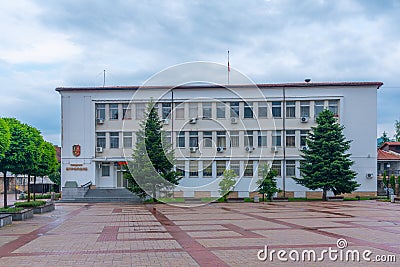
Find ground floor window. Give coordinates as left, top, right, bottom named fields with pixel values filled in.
left=101, top=164, right=110, bottom=176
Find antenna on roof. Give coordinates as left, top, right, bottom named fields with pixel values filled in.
left=103, top=70, right=106, bottom=87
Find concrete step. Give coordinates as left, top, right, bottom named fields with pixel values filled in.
left=81, top=188, right=142, bottom=203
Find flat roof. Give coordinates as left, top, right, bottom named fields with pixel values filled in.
left=56, top=81, right=383, bottom=92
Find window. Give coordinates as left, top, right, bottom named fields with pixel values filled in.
left=122, top=103, right=131, bottom=119
left=175, top=102, right=184, bottom=119
left=230, top=102, right=239, bottom=118
left=123, top=132, right=133, bottom=148
left=300, top=101, right=310, bottom=117
left=189, top=102, right=198, bottom=119
left=229, top=161, right=240, bottom=176
left=175, top=161, right=185, bottom=177
left=217, top=102, right=226, bottom=118
left=286, top=101, right=296, bottom=118
left=136, top=103, right=146, bottom=120
left=203, top=161, right=213, bottom=177
left=230, top=131, right=239, bottom=147
left=101, top=164, right=110, bottom=176
left=258, top=102, right=268, bottom=118
left=203, top=131, right=213, bottom=147
left=189, top=131, right=198, bottom=148
left=109, top=104, right=119, bottom=120
left=110, top=132, right=119, bottom=148
left=177, top=131, right=185, bottom=148
left=272, top=160, right=281, bottom=176
left=189, top=161, right=198, bottom=177
left=217, top=131, right=226, bottom=148
left=258, top=131, right=267, bottom=147
left=258, top=161, right=268, bottom=177
left=300, top=130, right=309, bottom=146
left=96, top=104, right=105, bottom=120
left=272, top=130, right=282, bottom=147
left=202, top=103, right=212, bottom=118
left=244, top=130, right=253, bottom=147
left=164, top=131, right=172, bottom=144
left=286, top=160, right=296, bottom=177
left=216, top=161, right=226, bottom=176
left=244, top=102, right=254, bottom=118
left=162, top=103, right=171, bottom=120
left=328, top=100, right=338, bottom=116
left=286, top=130, right=296, bottom=147
left=272, top=101, right=281, bottom=117
left=244, top=161, right=253, bottom=177
left=96, top=132, right=106, bottom=148
left=314, top=101, right=324, bottom=117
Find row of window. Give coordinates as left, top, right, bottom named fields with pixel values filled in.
left=96, top=130, right=310, bottom=149
left=95, top=100, right=339, bottom=122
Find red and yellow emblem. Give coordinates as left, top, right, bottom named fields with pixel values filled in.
left=72, top=144, right=81, bottom=157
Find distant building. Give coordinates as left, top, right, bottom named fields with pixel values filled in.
left=377, top=142, right=400, bottom=176
left=57, top=81, right=382, bottom=199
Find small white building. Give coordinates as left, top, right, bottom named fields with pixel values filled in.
left=56, top=81, right=382, bottom=198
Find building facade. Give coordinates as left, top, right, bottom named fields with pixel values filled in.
left=57, top=82, right=382, bottom=198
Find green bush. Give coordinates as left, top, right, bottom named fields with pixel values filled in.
left=14, top=200, right=46, bottom=207
left=20, top=193, right=61, bottom=200
left=0, top=207, right=24, bottom=212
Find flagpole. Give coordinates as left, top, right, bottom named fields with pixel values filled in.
left=227, top=50, right=230, bottom=85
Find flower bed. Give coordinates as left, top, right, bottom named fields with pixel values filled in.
left=0, top=214, right=12, bottom=227
left=0, top=208, right=33, bottom=221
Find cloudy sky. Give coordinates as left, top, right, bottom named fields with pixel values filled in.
left=0, top=0, right=399, bottom=145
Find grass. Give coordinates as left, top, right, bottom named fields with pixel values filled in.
left=14, top=200, right=46, bottom=207
left=0, top=207, right=24, bottom=213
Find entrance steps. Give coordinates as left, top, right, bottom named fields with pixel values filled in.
left=61, top=188, right=142, bottom=203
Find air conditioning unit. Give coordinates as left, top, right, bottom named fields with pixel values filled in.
left=190, top=147, right=198, bottom=153
left=162, top=119, right=169, bottom=125
left=96, top=147, right=103, bottom=153
left=366, top=173, right=373, bottom=179
left=217, top=147, right=225, bottom=153
left=97, top=119, right=104, bottom=124
left=189, top=118, right=197, bottom=124
left=271, top=146, right=279, bottom=153
left=231, top=117, right=238, bottom=124
left=300, top=117, right=309, bottom=123
left=301, top=146, right=308, bottom=151
left=245, top=146, right=254, bottom=153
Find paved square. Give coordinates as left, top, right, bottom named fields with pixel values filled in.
left=1, top=201, right=399, bottom=266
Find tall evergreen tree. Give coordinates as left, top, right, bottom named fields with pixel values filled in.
left=124, top=100, right=180, bottom=200
left=294, top=109, right=359, bottom=200
left=394, top=119, right=400, bottom=142
left=378, top=131, right=391, bottom=147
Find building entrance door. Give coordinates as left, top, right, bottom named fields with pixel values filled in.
left=116, top=170, right=128, bottom=188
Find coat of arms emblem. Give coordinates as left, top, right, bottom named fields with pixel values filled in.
left=72, top=144, right=81, bottom=157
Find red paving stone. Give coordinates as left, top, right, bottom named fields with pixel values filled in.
left=0, top=201, right=399, bottom=266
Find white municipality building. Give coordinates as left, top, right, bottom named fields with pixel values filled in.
left=57, top=81, right=382, bottom=199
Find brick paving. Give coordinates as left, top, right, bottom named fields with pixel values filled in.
left=0, top=201, right=399, bottom=266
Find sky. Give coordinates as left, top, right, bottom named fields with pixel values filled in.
left=0, top=0, right=399, bottom=145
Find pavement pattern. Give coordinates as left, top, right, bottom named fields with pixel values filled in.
left=0, top=200, right=399, bottom=266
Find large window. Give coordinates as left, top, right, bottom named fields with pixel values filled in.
left=189, top=161, right=198, bottom=177
left=244, top=102, right=254, bottom=118
left=110, top=132, right=119, bottom=148
left=272, top=160, right=281, bottom=176
left=96, top=132, right=106, bottom=148
left=203, top=131, right=213, bottom=148
left=258, top=131, right=267, bottom=147
left=258, top=102, right=268, bottom=118
left=164, top=131, right=172, bottom=144
left=189, top=131, right=198, bottom=148
left=122, top=103, right=131, bottom=119
left=314, top=101, right=324, bottom=117
left=203, top=161, right=213, bottom=177
left=202, top=103, right=212, bottom=118
left=136, top=103, right=146, bottom=120
left=96, top=104, right=105, bottom=121
left=189, top=102, right=198, bottom=119
left=217, top=131, right=226, bottom=148
left=300, top=130, right=309, bottom=146
left=230, top=102, right=239, bottom=118
left=216, top=161, right=226, bottom=176
left=217, top=102, right=226, bottom=118
left=109, top=104, right=119, bottom=120
left=162, top=103, right=171, bottom=120
left=101, top=164, right=110, bottom=176
left=286, top=160, right=296, bottom=177
left=123, top=132, right=133, bottom=148
left=286, top=101, right=296, bottom=118
left=244, top=161, right=253, bottom=177
left=300, top=101, right=310, bottom=117
left=177, top=131, right=185, bottom=148
left=229, top=160, right=240, bottom=176
left=175, top=161, right=185, bottom=177
left=230, top=131, right=239, bottom=147
left=272, top=101, right=282, bottom=117
left=286, top=130, right=296, bottom=147
left=244, top=130, right=254, bottom=147
left=328, top=100, right=339, bottom=116
left=175, top=102, right=184, bottom=119
left=272, top=130, right=282, bottom=147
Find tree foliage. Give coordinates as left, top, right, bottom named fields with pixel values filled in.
left=219, top=169, right=237, bottom=201
left=294, top=109, right=359, bottom=200
left=124, top=100, right=180, bottom=200
left=395, top=119, right=400, bottom=142
left=0, top=118, right=11, bottom=160
left=257, top=164, right=279, bottom=201
left=378, top=131, right=391, bottom=147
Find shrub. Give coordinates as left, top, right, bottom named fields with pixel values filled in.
left=14, top=200, right=46, bottom=207
left=0, top=207, right=24, bottom=213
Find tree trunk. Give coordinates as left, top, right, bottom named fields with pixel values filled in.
left=322, top=187, right=327, bottom=201
left=27, top=174, right=31, bottom=202
left=3, top=172, right=7, bottom=208
left=33, top=176, right=36, bottom=201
